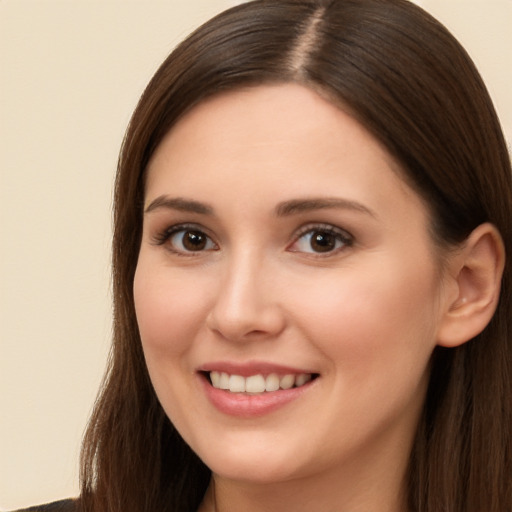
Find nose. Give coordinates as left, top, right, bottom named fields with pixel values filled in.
left=206, top=252, right=286, bottom=342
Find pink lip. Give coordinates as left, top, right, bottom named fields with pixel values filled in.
left=197, top=361, right=318, bottom=418
left=198, top=360, right=315, bottom=377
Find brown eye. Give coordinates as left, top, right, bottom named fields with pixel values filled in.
left=309, top=231, right=337, bottom=252
left=168, top=228, right=216, bottom=253
left=289, top=226, right=353, bottom=255
left=182, top=230, right=207, bottom=251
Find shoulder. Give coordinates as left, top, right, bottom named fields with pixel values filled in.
left=12, top=499, right=77, bottom=512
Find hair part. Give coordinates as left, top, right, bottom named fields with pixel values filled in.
left=288, top=4, right=326, bottom=75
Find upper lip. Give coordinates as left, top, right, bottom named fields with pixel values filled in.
left=197, top=360, right=318, bottom=377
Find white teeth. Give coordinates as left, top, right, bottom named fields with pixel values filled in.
left=208, top=371, right=314, bottom=393
left=295, top=373, right=312, bottom=387
left=219, top=372, right=230, bottom=390
left=245, top=374, right=266, bottom=393
left=210, top=371, right=221, bottom=388
left=279, top=374, right=295, bottom=390
left=265, top=373, right=280, bottom=392
left=229, top=374, right=246, bottom=392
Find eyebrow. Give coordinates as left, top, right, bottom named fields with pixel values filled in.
left=144, top=195, right=376, bottom=218
left=144, top=196, right=214, bottom=215
left=275, top=198, right=376, bottom=217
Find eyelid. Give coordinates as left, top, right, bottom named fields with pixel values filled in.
left=288, top=223, right=354, bottom=255
left=293, top=222, right=352, bottom=239
left=151, top=223, right=218, bottom=254
left=149, top=221, right=353, bottom=256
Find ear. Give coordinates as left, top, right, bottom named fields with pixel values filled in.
left=437, top=223, right=505, bottom=348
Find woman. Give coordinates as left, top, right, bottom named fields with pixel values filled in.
left=21, top=0, right=512, bottom=511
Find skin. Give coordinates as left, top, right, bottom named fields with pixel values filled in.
left=134, top=84, right=458, bottom=512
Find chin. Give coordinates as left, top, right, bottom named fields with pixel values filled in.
left=196, top=439, right=309, bottom=484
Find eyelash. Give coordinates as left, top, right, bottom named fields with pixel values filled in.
left=151, top=222, right=354, bottom=256
left=151, top=223, right=218, bottom=256
left=288, top=223, right=354, bottom=256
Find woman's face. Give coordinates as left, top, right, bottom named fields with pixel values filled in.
left=134, top=84, right=452, bottom=486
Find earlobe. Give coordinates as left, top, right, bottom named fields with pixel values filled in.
left=437, top=223, right=505, bottom=348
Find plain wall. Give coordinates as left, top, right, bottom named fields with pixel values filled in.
left=1, top=1, right=510, bottom=509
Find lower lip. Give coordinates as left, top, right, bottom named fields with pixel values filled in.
left=200, top=374, right=316, bottom=418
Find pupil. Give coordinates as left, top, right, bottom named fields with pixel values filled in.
left=311, top=232, right=335, bottom=252
left=183, top=231, right=206, bottom=251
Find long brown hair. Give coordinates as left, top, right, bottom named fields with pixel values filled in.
left=79, top=1, right=512, bottom=510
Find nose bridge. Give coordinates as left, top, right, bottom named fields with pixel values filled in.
left=207, top=246, right=284, bottom=341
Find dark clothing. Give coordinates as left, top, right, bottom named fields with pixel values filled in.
left=13, top=499, right=76, bottom=512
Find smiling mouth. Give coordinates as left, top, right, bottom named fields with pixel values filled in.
left=204, top=371, right=319, bottom=394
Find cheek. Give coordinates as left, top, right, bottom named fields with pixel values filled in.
left=133, top=261, right=211, bottom=425
left=290, top=260, right=440, bottom=372
left=291, top=263, right=440, bottom=439
left=133, top=262, right=208, bottom=358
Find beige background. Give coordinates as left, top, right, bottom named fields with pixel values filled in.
left=1, top=1, right=510, bottom=510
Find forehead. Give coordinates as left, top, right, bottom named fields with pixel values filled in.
left=145, top=83, right=425, bottom=223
